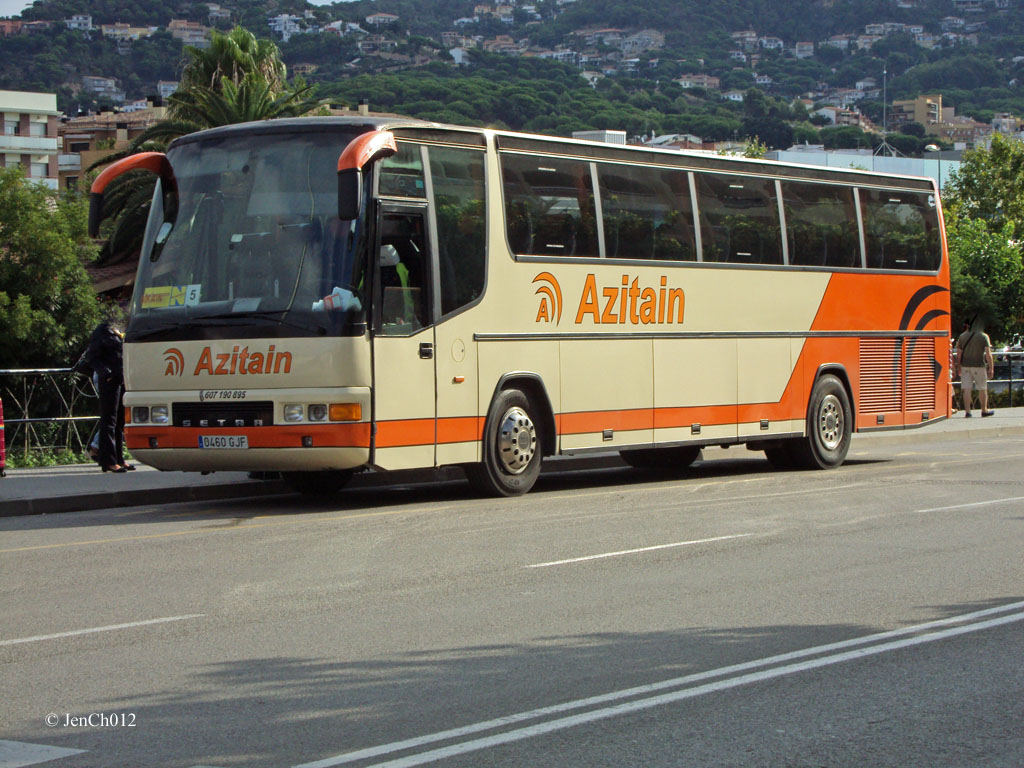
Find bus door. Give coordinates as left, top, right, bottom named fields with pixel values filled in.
left=371, top=204, right=437, bottom=469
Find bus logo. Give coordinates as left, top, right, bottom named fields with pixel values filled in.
left=163, top=348, right=185, bottom=376
left=533, top=272, right=563, bottom=324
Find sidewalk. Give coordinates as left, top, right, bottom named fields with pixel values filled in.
left=3, top=407, right=1023, bottom=517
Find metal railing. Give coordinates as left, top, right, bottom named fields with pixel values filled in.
left=1, top=368, right=98, bottom=467
left=952, top=350, right=1024, bottom=410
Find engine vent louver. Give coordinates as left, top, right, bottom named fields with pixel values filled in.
left=859, top=338, right=935, bottom=414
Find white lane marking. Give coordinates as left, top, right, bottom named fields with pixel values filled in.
left=0, top=740, right=85, bottom=767
left=0, top=615, right=204, bottom=647
left=525, top=534, right=754, bottom=568
left=915, top=495, right=1024, bottom=514
left=293, top=600, right=1024, bottom=768
left=363, top=609, right=1024, bottom=768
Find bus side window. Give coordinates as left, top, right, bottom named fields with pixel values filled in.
left=696, top=173, right=783, bottom=266
left=500, top=153, right=598, bottom=258
left=783, top=181, right=861, bottom=269
left=430, top=147, right=486, bottom=317
left=380, top=144, right=426, bottom=199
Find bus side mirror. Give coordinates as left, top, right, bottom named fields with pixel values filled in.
left=337, top=168, right=362, bottom=221
left=89, top=152, right=174, bottom=238
left=336, top=130, right=397, bottom=222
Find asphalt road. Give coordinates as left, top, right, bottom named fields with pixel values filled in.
left=2, top=433, right=1023, bottom=768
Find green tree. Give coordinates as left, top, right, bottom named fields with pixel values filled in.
left=0, top=168, right=102, bottom=367
left=942, top=135, right=1024, bottom=339
left=943, top=134, right=1024, bottom=229
left=946, top=214, right=1024, bottom=341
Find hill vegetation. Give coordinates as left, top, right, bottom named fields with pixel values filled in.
left=2, top=0, right=1024, bottom=150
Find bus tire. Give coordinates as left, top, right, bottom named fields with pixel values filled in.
left=790, top=374, right=852, bottom=469
left=466, top=388, right=542, bottom=497
left=283, top=469, right=353, bottom=497
left=620, top=446, right=700, bottom=471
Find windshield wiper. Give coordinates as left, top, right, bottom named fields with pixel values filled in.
left=127, top=321, right=188, bottom=341
left=193, top=310, right=326, bottom=336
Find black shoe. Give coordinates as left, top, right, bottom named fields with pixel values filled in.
left=981, top=410, right=995, bottom=417
left=102, top=465, right=128, bottom=473
left=965, top=411, right=972, bottom=417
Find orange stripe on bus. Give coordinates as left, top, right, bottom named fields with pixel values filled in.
left=375, top=418, right=435, bottom=448
left=437, top=416, right=485, bottom=444
left=557, top=408, right=653, bottom=435
left=125, top=423, right=371, bottom=450
left=653, top=405, right=738, bottom=430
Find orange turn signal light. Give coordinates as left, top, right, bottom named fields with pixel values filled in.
left=329, top=403, right=362, bottom=421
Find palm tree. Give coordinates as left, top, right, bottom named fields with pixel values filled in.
left=90, top=27, right=321, bottom=259
left=179, top=26, right=287, bottom=93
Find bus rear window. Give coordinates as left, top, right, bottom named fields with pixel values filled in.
left=860, top=189, right=941, bottom=271
left=695, top=173, right=783, bottom=266
left=501, top=154, right=598, bottom=258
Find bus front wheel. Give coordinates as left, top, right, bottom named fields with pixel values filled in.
left=790, top=374, right=852, bottom=469
left=466, top=388, right=542, bottom=497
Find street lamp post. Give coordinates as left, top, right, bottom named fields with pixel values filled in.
left=924, top=143, right=941, bottom=190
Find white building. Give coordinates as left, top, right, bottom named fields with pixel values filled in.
left=267, top=14, right=302, bottom=42
left=64, top=15, right=93, bottom=31
left=157, top=81, right=179, bottom=100
left=0, top=90, right=59, bottom=190
left=572, top=130, right=627, bottom=145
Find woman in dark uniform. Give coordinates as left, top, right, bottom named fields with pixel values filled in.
left=82, top=322, right=131, bottom=472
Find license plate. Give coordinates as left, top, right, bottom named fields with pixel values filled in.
left=198, top=435, right=248, bottom=449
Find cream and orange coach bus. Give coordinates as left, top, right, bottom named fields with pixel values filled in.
left=89, top=117, right=951, bottom=495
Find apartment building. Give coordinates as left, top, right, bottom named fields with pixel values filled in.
left=57, top=106, right=167, bottom=191
left=891, top=94, right=943, bottom=131
left=0, top=90, right=59, bottom=190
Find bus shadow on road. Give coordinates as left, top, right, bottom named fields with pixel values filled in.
left=4, top=451, right=893, bottom=533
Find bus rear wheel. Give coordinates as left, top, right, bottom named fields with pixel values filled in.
left=620, top=446, right=701, bottom=471
left=790, top=374, right=852, bottom=469
left=283, top=469, right=354, bottom=497
left=466, top=388, right=542, bottom=497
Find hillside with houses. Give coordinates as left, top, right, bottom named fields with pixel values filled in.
left=1, top=0, right=1024, bottom=150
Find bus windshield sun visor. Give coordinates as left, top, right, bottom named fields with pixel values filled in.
left=337, top=131, right=397, bottom=220
left=89, top=152, right=175, bottom=238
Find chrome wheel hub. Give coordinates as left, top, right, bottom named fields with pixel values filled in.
left=497, top=407, right=537, bottom=474
left=818, top=394, right=844, bottom=451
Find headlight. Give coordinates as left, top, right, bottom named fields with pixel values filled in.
left=308, top=404, right=328, bottom=422
left=283, top=404, right=304, bottom=423
left=151, top=405, right=169, bottom=424
left=132, top=406, right=150, bottom=424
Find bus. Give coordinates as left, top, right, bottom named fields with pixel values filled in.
left=89, top=116, right=951, bottom=496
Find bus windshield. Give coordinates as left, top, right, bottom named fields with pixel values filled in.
left=129, top=129, right=370, bottom=341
